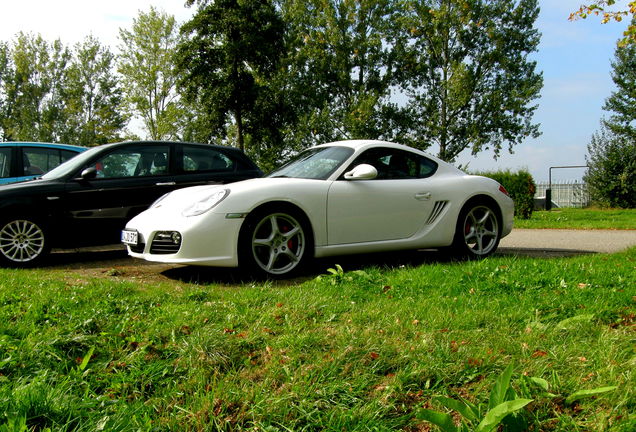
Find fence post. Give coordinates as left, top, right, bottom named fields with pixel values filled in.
left=545, top=188, right=552, bottom=211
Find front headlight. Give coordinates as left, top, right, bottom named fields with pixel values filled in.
left=182, top=189, right=229, bottom=217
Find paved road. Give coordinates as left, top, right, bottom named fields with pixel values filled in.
left=498, top=228, right=636, bottom=256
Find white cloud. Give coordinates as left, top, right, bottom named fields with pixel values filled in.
left=0, top=0, right=193, bottom=48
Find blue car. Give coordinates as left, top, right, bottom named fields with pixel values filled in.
left=0, top=142, right=86, bottom=185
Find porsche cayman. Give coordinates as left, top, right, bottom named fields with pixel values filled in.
left=123, top=140, right=514, bottom=277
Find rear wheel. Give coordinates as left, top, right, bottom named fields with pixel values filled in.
left=239, top=207, right=312, bottom=278
left=452, top=201, right=501, bottom=258
left=0, top=217, right=50, bottom=267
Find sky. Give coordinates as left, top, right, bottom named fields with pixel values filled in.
left=0, top=0, right=630, bottom=182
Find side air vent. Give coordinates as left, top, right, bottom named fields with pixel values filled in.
left=426, top=201, right=448, bottom=225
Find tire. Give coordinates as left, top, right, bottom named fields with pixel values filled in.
left=239, top=207, right=313, bottom=278
left=451, top=201, right=501, bottom=259
left=0, top=217, right=50, bottom=267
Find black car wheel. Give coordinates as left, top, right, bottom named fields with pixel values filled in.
left=452, top=201, right=501, bottom=258
left=0, top=217, right=50, bottom=267
left=239, top=207, right=312, bottom=278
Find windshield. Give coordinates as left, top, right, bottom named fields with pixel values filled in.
left=268, top=146, right=354, bottom=180
left=41, top=145, right=109, bottom=179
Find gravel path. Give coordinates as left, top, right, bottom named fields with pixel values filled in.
left=498, top=228, right=636, bottom=256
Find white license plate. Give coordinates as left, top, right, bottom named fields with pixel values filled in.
left=121, top=229, right=138, bottom=245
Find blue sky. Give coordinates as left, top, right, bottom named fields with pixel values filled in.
left=0, top=1, right=630, bottom=182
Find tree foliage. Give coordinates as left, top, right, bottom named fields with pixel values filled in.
left=280, top=0, right=402, bottom=148
left=394, top=0, right=543, bottom=162
left=118, top=7, right=182, bottom=140
left=570, top=1, right=636, bottom=46
left=603, top=31, right=636, bottom=139
left=0, top=33, right=127, bottom=145
left=0, top=33, right=69, bottom=142
left=176, top=0, right=286, bottom=154
left=584, top=126, right=636, bottom=208
left=585, top=34, right=636, bottom=208
left=1, top=0, right=544, bottom=169
left=62, top=36, right=128, bottom=146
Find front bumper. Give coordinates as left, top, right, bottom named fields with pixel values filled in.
left=125, top=209, right=244, bottom=267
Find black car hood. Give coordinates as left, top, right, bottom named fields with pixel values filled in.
left=0, top=178, right=67, bottom=197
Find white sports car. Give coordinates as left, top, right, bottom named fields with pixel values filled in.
left=123, top=140, right=514, bottom=277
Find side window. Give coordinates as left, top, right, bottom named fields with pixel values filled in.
left=60, top=149, right=79, bottom=164
left=89, top=145, right=169, bottom=179
left=182, top=145, right=235, bottom=173
left=347, top=148, right=437, bottom=180
left=0, top=148, right=11, bottom=178
left=23, top=147, right=56, bottom=175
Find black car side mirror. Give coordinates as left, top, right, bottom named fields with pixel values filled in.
left=80, top=167, right=98, bottom=180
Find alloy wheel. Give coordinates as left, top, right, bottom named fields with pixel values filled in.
left=251, top=213, right=306, bottom=275
left=462, top=205, right=499, bottom=256
left=0, top=219, right=46, bottom=263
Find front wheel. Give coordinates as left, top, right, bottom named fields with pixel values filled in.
left=239, top=208, right=312, bottom=278
left=0, top=218, right=50, bottom=267
left=452, top=202, right=501, bottom=259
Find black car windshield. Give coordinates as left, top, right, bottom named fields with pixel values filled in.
left=41, top=145, right=109, bottom=179
left=268, top=146, right=354, bottom=180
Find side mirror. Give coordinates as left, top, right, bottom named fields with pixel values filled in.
left=344, top=164, right=377, bottom=180
left=80, top=167, right=97, bottom=180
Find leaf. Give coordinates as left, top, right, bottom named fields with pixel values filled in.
left=488, top=363, right=514, bottom=409
left=434, top=396, right=479, bottom=422
left=529, top=377, right=549, bottom=391
left=556, top=314, right=594, bottom=330
left=476, top=399, right=533, bottom=432
left=77, top=346, right=95, bottom=372
left=565, top=386, right=617, bottom=405
left=416, top=409, right=459, bottom=432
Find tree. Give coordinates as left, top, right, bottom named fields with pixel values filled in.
left=280, top=0, right=402, bottom=148
left=585, top=34, right=636, bottom=208
left=0, top=42, right=11, bottom=140
left=0, top=33, right=70, bottom=142
left=118, top=7, right=182, bottom=140
left=176, top=0, right=286, bottom=152
left=395, top=0, right=543, bottom=162
left=62, top=36, right=128, bottom=146
left=570, top=1, right=636, bottom=46
left=584, top=126, right=636, bottom=208
left=602, top=29, right=636, bottom=139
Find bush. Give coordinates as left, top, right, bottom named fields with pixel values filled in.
left=584, top=127, right=636, bottom=208
left=478, top=169, right=536, bottom=219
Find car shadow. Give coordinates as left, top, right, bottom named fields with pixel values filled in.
left=159, top=246, right=599, bottom=285
left=40, top=245, right=597, bottom=285
left=46, top=246, right=130, bottom=268
left=160, top=249, right=456, bottom=285
left=496, top=247, right=596, bottom=258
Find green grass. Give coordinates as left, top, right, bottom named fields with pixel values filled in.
left=515, top=208, right=636, bottom=230
left=1, top=248, right=635, bottom=431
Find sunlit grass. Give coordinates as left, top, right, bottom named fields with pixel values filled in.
left=1, top=247, right=634, bottom=430
left=516, top=208, right=636, bottom=230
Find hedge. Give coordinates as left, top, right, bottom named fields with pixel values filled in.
left=477, top=169, right=536, bottom=219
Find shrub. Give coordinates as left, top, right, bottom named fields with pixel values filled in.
left=477, top=169, right=536, bottom=219
left=584, top=127, right=636, bottom=208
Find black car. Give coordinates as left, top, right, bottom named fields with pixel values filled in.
left=0, top=141, right=262, bottom=267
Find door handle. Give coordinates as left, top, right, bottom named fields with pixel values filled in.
left=415, top=192, right=432, bottom=201
left=156, top=182, right=176, bottom=186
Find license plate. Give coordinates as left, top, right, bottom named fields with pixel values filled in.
left=121, top=229, right=138, bottom=245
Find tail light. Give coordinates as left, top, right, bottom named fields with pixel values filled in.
left=499, top=185, right=510, bottom=196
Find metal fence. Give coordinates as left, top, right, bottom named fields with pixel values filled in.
left=535, top=181, right=590, bottom=208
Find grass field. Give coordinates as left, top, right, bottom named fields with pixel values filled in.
left=1, top=238, right=634, bottom=430
left=515, top=208, right=636, bottom=230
